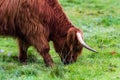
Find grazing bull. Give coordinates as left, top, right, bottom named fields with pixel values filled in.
left=0, top=0, right=97, bottom=66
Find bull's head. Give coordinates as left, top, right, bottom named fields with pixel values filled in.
left=58, top=27, right=97, bottom=64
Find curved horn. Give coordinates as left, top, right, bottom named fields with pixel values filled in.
left=76, top=32, right=97, bottom=53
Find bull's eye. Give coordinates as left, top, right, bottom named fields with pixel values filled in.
left=73, top=46, right=80, bottom=53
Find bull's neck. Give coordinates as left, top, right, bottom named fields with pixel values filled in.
left=52, top=15, right=72, bottom=36
left=48, top=0, right=73, bottom=37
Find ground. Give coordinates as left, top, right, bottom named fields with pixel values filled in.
left=0, top=0, right=120, bottom=80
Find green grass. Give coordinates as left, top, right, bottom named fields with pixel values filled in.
left=0, top=0, right=120, bottom=80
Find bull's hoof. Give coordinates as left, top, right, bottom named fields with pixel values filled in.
left=19, top=60, right=27, bottom=65
left=19, top=58, right=27, bottom=65
left=44, top=59, right=54, bottom=67
left=45, top=61, right=54, bottom=67
left=21, top=62, right=27, bottom=65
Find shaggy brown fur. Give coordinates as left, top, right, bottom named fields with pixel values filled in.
left=0, top=0, right=84, bottom=66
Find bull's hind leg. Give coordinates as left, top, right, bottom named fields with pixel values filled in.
left=30, top=36, right=54, bottom=67
left=18, top=39, right=29, bottom=63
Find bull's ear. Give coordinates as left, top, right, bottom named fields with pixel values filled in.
left=67, top=28, right=76, bottom=46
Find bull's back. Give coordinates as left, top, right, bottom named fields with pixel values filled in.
left=0, top=0, right=19, bottom=35
left=0, top=0, right=58, bottom=37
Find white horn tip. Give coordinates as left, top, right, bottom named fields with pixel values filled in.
left=76, top=32, right=97, bottom=53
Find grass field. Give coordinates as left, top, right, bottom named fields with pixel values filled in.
left=0, top=0, right=120, bottom=80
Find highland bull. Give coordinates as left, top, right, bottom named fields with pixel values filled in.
left=0, top=0, right=97, bottom=67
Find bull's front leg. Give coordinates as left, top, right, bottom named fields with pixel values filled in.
left=40, top=46, right=54, bottom=67
left=30, top=36, right=54, bottom=67
left=18, top=38, right=29, bottom=64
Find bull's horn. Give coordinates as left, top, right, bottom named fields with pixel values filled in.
left=76, top=32, right=97, bottom=53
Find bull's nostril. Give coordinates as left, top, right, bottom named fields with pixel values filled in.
left=63, top=61, right=69, bottom=65
left=63, top=60, right=74, bottom=65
